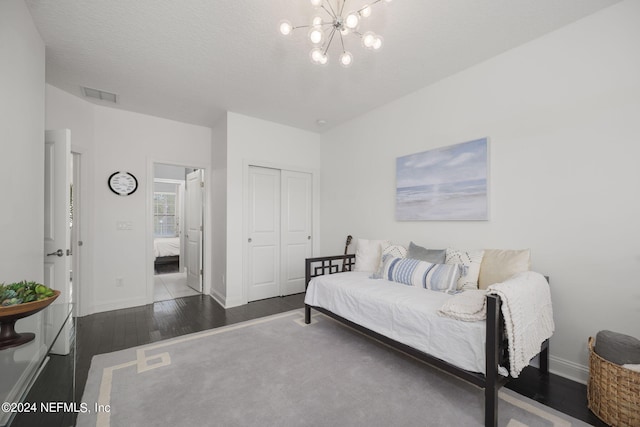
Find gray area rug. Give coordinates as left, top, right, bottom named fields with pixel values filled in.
left=77, top=310, right=591, bottom=427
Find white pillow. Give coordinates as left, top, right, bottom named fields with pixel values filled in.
left=382, top=244, right=407, bottom=259
left=445, top=248, right=485, bottom=290
left=354, top=239, right=391, bottom=272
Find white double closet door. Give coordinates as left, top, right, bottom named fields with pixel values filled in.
left=247, top=166, right=312, bottom=302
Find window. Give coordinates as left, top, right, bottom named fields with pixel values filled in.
left=153, top=192, right=178, bottom=237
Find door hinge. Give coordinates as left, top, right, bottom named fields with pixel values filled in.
left=200, top=181, right=204, bottom=188
left=200, top=269, right=203, bottom=275
left=200, top=225, right=203, bottom=231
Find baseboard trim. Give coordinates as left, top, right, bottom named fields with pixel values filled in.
left=223, top=296, right=245, bottom=308
left=91, top=297, right=148, bottom=315
left=209, top=289, right=226, bottom=308
left=549, top=355, right=589, bottom=384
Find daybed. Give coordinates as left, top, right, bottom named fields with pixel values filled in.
left=304, top=246, right=553, bottom=427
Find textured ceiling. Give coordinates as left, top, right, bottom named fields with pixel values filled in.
left=26, top=0, right=619, bottom=132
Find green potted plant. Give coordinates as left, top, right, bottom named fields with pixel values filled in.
left=0, top=281, right=60, bottom=350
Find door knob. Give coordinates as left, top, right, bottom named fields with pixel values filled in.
left=248, top=238, right=252, bottom=243
left=47, top=249, right=64, bottom=257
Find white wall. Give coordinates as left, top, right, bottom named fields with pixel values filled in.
left=92, top=106, right=212, bottom=312
left=0, top=0, right=45, bottom=283
left=223, top=112, right=322, bottom=307
left=155, top=164, right=187, bottom=181
left=319, top=0, right=640, bottom=382
left=45, top=90, right=321, bottom=313
left=211, top=113, right=228, bottom=304
left=45, top=86, right=212, bottom=314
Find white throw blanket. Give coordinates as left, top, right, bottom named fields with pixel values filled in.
left=487, top=271, right=554, bottom=378
left=437, top=290, right=487, bottom=321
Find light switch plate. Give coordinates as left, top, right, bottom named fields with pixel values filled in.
left=116, top=221, right=133, bottom=230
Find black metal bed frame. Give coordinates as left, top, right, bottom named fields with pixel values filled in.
left=304, top=254, right=550, bottom=427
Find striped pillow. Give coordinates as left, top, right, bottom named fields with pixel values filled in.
left=379, top=256, right=462, bottom=293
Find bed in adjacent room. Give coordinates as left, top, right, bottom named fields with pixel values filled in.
left=154, top=237, right=180, bottom=273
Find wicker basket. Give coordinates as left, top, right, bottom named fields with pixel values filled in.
left=588, top=336, right=640, bottom=427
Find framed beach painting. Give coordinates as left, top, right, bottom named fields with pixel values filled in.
left=396, top=138, right=488, bottom=221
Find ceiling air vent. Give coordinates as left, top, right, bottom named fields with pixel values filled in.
left=81, top=86, right=118, bottom=103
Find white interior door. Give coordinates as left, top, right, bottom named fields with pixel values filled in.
left=247, top=167, right=281, bottom=302
left=280, top=171, right=312, bottom=295
left=185, top=170, right=203, bottom=292
left=178, top=182, right=186, bottom=273
left=44, top=129, right=72, bottom=355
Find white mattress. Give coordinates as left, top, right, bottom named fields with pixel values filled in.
left=305, top=271, right=487, bottom=374
left=154, top=237, right=180, bottom=259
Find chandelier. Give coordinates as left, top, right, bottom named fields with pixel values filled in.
left=279, top=0, right=392, bottom=67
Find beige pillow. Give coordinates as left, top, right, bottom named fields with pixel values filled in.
left=478, top=249, right=531, bottom=290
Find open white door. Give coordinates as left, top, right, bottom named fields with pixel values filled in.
left=178, top=182, right=186, bottom=273
left=185, top=170, right=203, bottom=292
left=44, top=129, right=72, bottom=355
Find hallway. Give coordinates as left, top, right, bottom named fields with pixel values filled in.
left=153, top=272, right=199, bottom=302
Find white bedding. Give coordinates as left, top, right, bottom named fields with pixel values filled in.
left=305, top=272, right=487, bottom=374
left=154, top=237, right=180, bottom=259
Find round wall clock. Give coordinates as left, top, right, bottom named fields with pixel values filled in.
left=108, top=171, right=138, bottom=196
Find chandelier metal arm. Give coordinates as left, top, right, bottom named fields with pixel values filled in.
left=291, top=22, right=334, bottom=31
left=323, top=2, right=338, bottom=19
left=323, top=27, right=338, bottom=55
left=357, top=0, right=383, bottom=14
left=339, top=0, right=348, bottom=16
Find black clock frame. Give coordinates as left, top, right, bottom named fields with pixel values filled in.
left=108, top=171, right=138, bottom=196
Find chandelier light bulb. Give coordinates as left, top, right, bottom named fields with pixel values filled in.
left=308, top=27, right=324, bottom=44
left=360, top=5, right=372, bottom=18
left=312, top=16, right=323, bottom=26
left=310, top=48, right=328, bottom=65
left=372, top=36, right=383, bottom=50
left=344, top=13, right=360, bottom=30
left=384, top=0, right=393, bottom=2
left=310, top=0, right=323, bottom=7
left=279, top=20, right=293, bottom=36
left=310, top=48, right=323, bottom=63
left=340, top=51, right=353, bottom=67
left=362, top=31, right=376, bottom=48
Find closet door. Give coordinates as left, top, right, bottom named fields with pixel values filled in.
left=247, top=167, right=281, bottom=301
left=280, top=170, right=312, bottom=295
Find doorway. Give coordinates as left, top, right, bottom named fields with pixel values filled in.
left=152, top=163, right=204, bottom=302
left=44, top=129, right=73, bottom=355
left=246, top=166, right=312, bottom=302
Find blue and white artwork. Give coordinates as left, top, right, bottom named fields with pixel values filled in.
left=396, top=138, right=488, bottom=221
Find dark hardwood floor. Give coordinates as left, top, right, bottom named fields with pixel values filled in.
left=14, top=293, right=607, bottom=426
